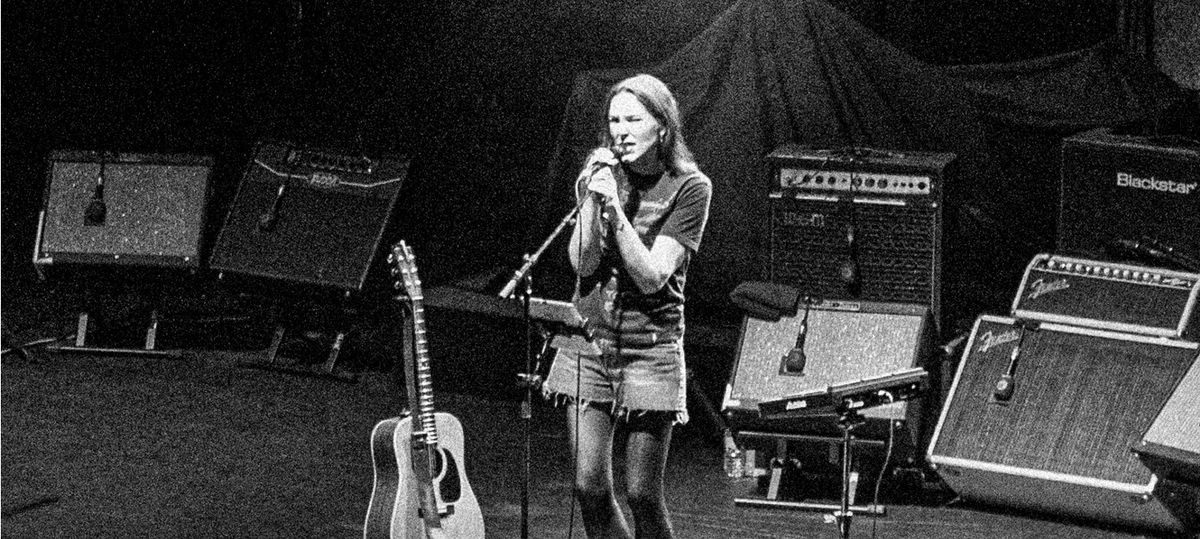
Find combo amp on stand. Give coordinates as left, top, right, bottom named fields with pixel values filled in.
left=722, top=295, right=935, bottom=533
left=33, top=150, right=215, bottom=358
left=209, top=141, right=408, bottom=381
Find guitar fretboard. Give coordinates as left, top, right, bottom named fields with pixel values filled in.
left=409, top=293, right=439, bottom=447
left=392, top=241, right=440, bottom=449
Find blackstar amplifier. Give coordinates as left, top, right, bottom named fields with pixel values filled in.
left=209, top=142, right=408, bottom=295
left=34, top=150, right=213, bottom=268
left=928, top=314, right=1199, bottom=533
left=1059, top=128, right=1200, bottom=265
left=1011, top=253, right=1200, bottom=338
left=766, top=145, right=956, bottom=331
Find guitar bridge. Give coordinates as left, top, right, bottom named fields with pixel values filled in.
left=417, top=504, right=456, bottom=518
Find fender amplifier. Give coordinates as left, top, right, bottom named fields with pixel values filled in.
left=722, top=299, right=935, bottom=443
left=928, top=314, right=1198, bottom=532
left=1059, top=128, right=1200, bottom=265
left=34, top=150, right=213, bottom=268
left=1011, top=253, right=1200, bottom=338
left=766, top=145, right=956, bottom=331
left=210, top=141, right=408, bottom=295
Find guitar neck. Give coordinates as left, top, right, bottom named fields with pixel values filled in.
left=409, top=295, right=439, bottom=447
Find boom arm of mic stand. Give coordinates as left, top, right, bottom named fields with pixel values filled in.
left=498, top=199, right=584, bottom=299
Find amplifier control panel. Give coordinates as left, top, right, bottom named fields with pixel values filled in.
left=778, top=167, right=932, bottom=196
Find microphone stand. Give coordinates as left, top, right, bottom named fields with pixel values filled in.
left=498, top=198, right=584, bottom=539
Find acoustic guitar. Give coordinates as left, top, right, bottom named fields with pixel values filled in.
left=364, top=241, right=485, bottom=539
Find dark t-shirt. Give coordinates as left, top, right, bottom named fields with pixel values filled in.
left=575, top=164, right=712, bottom=344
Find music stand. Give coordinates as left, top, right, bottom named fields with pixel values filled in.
left=526, top=297, right=599, bottom=356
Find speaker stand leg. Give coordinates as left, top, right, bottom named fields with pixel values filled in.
left=52, top=311, right=182, bottom=359
left=321, top=330, right=346, bottom=374
left=265, top=325, right=286, bottom=363
left=240, top=324, right=358, bottom=383
left=75, top=312, right=89, bottom=347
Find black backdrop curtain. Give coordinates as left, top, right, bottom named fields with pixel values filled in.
left=544, top=0, right=1190, bottom=330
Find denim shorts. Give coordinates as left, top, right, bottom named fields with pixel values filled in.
left=542, top=336, right=688, bottom=424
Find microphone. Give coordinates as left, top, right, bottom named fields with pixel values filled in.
left=1109, top=238, right=1200, bottom=272
left=84, top=164, right=107, bottom=226
left=259, top=183, right=287, bottom=231
left=589, top=146, right=624, bottom=221
left=780, top=296, right=815, bottom=374
left=839, top=223, right=861, bottom=295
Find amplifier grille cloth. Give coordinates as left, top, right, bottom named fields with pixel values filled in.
left=937, top=320, right=1195, bottom=484
left=729, top=309, right=924, bottom=420
left=41, top=161, right=209, bottom=259
left=770, top=201, right=936, bottom=305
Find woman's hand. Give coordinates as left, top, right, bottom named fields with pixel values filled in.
left=584, top=147, right=620, bottom=206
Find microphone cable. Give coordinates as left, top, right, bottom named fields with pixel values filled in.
left=839, top=159, right=863, bottom=297
left=868, top=418, right=897, bottom=539
left=566, top=155, right=592, bottom=539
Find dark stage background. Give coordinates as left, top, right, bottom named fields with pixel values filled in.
left=3, top=0, right=1197, bottom=367
left=3, top=2, right=1200, bottom=536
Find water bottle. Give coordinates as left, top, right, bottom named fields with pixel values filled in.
left=722, top=429, right=745, bottom=478
left=724, top=445, right=745, bottom=478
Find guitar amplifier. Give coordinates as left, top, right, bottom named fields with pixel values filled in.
left=722, top=299, right=935, bottom=443
left=210, top=142, right=408, bottom=296
left=928, top=314, right=1199, bottom=532
left=766, top=145, right=956, bottom=330
left=1059, top=128, right=1200, bottom=264
left=1135, top=348, right=1200, bottom=483
left=34, top=150, right=213, bottom=269
left=1011, top=253, right=1200, bottom=338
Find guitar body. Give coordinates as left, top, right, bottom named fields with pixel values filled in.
left=364, top=412, right=485, bottom=539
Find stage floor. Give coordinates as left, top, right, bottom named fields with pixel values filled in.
left=0, top=289, right=1177, bottom=538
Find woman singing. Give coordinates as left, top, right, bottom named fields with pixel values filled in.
left=543, top=73, right=712, bottom=538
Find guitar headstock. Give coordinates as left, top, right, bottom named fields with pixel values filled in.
left=389, top=240, right=422, bottom=301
